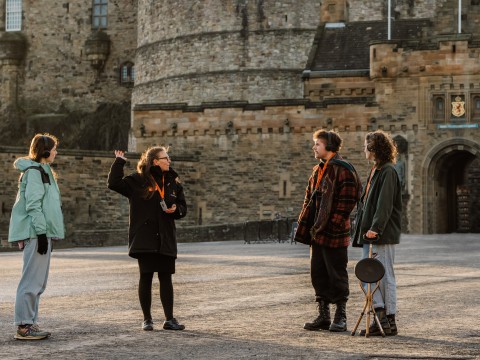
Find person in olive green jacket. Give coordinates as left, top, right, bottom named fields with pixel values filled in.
left=352, top=130, right=402, bottom=336
left=8, top=134, right=65, bottom=341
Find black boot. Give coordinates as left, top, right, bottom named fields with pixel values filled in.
left=387, top=314, right=398, bottom=336
left=360, top=308, right=391, bottom=336
left=304, top=300, right=331, bottom=330
left=329, top=301, right=347, bottom=332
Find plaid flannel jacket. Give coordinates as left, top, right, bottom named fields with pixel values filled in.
left=295, top=154, right=360, bottom=248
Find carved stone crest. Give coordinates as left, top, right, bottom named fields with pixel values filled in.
left=451, top=96, right=465, bottom=117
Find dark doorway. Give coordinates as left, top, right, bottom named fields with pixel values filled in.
left=430, top=149, right=478, bottom=233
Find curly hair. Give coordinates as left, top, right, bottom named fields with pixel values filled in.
left=365, top=130, right=398, bottom=166
left=313, top=129, right=342, bottom=152
left=137, top=145, right=169, bottom=199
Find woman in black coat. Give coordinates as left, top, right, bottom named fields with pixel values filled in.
left=108, top=146, right=187, bottom=331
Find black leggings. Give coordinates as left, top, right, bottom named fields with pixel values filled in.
left=138, top=272, right=174, bottom=321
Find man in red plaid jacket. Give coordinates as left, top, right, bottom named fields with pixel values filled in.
left=295, top=129, right=361, bottom=333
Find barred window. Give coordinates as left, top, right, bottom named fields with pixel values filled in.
left=120, top=62, right=135, bottom=85
left=92, top=0, right=108, bottom=29
left=6, top=0, right=22, bottom=31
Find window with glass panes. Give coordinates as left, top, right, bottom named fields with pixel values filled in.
left=120, top=62, right=135, bottom=84
left=92, top=0, right=108, bottom=29
left=6, top=0, right=22, bottom=31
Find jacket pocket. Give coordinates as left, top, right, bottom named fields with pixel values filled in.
left=129, top=220, right=159, bottom=254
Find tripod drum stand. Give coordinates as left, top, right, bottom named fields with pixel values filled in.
left=351, top=238, right=386, bottom=337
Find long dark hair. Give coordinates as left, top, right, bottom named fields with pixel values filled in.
left=365, top=130, right=398, bottom=167
left=137, top=145, right=169, bottom=199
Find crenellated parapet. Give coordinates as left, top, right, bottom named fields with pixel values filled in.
left=370, top=35, right=480, bottom=80
left=131, top=98, right=430, bottom=141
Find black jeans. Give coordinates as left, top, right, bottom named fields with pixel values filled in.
left=310, top=243, right=349, bottom=304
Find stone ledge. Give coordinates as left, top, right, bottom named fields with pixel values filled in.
left=134, top=97, right=374, bottom=112
left=0, top=220, right=297, bottom=251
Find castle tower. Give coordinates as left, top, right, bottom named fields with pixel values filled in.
left=132, top=0, right=322, bottom=108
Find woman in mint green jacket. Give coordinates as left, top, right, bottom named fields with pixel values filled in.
left=8, top=134, right=64, bottom=341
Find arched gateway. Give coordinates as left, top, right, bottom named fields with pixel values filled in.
left=423, top=139, right=480, bottom=234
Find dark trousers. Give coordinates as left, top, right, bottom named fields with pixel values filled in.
left=310, top=243, right=349, bottom=304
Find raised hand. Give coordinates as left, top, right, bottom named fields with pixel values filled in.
left=114, top=150, right=126, bottom=159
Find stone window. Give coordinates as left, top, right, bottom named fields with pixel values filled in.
left=92, top=0, right=108, bottom=29
left=471, top=94, right=480, bottom=121
left=6, top=0, right=22, bottom=31
left=432, top=95, right=445, bottom=123
left=120, top=62, right=135, bottom=85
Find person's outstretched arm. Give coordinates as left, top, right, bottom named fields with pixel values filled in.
left=107, top=150, right=132, bottom=197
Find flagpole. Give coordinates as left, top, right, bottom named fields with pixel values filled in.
left=388, top=0, right=391, bottom=40
left=458, top=0, right=462, bottom=33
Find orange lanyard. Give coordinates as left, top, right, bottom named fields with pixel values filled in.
left=313, top=154, right=335, bottom=191
left=363, top=166, right=376, bottom=201
left=154, top=175, right=165, bottom=199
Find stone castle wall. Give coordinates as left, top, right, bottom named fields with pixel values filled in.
left=133, top=103, right=375, bottom=226
left=348, top=0, right=440, bottom=22
left=133, top=100, right=479, bottom=234
left=0, top=147, right=130, bottom=248
left=0, top=0, right=136, bottom=116
left=0, top=146, right=292, bottom=250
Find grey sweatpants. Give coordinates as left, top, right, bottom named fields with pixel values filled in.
left=362, top=243, right=397, bottom=315
left=14, top=238, right=52, bottom=325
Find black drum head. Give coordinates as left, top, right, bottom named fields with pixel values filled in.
left=355, top=258, right=385, bottom=283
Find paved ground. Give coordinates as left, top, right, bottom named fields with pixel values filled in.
left=0, top=234, right=479, bottom=359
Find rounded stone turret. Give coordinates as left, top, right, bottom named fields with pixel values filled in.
left=0, top=31, right=27, bottom=64
left=133, top=0, right=322, bottom=106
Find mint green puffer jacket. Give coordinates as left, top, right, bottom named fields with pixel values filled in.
left=8, top=158, right=65, bottom=242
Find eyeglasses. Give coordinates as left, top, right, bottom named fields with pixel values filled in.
left=157, top=156, right=170, bottom=161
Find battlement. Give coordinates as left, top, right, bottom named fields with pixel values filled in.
left=130, top=98, right=435, bottom=141
left=371, top=37, right=480, bottom=79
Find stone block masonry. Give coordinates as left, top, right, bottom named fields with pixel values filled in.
left=0, top=147, right=130, bottom=249
left=0, top=0, right=137, bottom=142
left=133, top=0, right=321, bottom=106
left=0, top=146, right=294, bottom=249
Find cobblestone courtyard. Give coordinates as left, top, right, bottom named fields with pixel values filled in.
left=0, top=234, right=479, bottom=359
